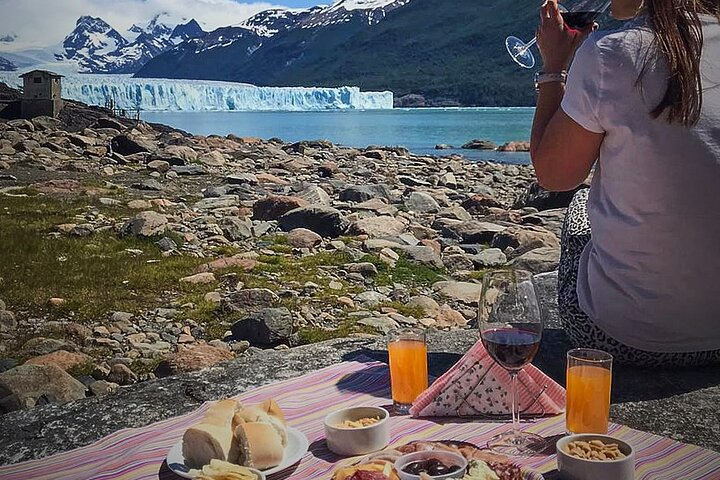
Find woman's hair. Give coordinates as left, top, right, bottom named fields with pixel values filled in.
left=645, top=0, right=719, bottom=125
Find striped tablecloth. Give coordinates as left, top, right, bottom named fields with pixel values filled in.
left=1, top=359, right=718, bottom=480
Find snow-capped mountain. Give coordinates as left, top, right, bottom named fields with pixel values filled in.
left=59, top=16, right=129, bottom=71
left=0, top=55, right=17, bottom=71
left=136, top=0, right=412, bottom=80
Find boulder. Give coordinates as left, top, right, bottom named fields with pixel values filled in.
left=339, top=185, right=392, bottom=203
left=111, top=135, right=154, bottom=155
left=230, top=308, right=293, bottom=347
left=497, top=141, right=531, bottom=152
left=0, top=310, right=16, bottom=333
left=350, top=216, right=406, bottom=238
left=286, top=228, right=322, bottom=249
left=171, top=165, right=206, bottom=176
left=521, top=208, right=567, bottom=238
left=357, top=316, right=398, bottom=334
left=405, top=192, right=441, bottom=213
left=89, top=380, right=119, bottom=396
left=20, top=337, right=77, bottom=357
left=406, top=296, right=441, bottom=318
left=0, top=364, right=87, bottom=413
left=106, top=363, right=137, bottom=385
left=471, top=248, right=508, bottom=268
left=92, top=117, right=126, bottom=130
left=121, top=211, right=168, bottom=237
left=442, top=253, right=475, bottom=272
left=461, top=194, right=505, bottom=214
left=433, top=281, right=484, bottom=305
left=462, top=139, right=497, bottom=150
left=513, top=181, right=588, bottom=211
left=219, top=216, right=252, bottom=240
left=435, top=304, right=469, bottom=328
left=226, top=173, right=257, bottom=185
left=197, top=151, right=226, bottom=166
left=510, top=247, right=560, bottom=273
left=397, top=245, right=444, bottom=268
left=198, top=256, right=258, bottom=273
left=155, top=344, right=234, bottom=377
left=253, top=196, right=308, bottom=221
left=298, top=186, right=332, bottom=207
left=165, top=145, right=198, bottom=163
left=224, top=289, right=279, bottom=311
left=24, top=350, right=92, bottom=372
left=355, top=291, right=391, bottom=308
left=278, top=206, right=349, bottom=238
left=180, top=273, right=216, bottom=285
left=441, top=221, right=506, bottom=244
left=491, top=225, right=560, bottom=258
left=31, top=116, right=60, bottom=131
left=347, top=262, right=379, bottom=277
left=147, top=160, right=170, bottom=173
left=194, top=195, right=239, bottom=210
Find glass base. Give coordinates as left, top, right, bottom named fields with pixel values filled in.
left=487, top=430, right=548, bottom=456
left=506, top=36, right=536, bottom=69
left=393, top=401, right=412, bottom=415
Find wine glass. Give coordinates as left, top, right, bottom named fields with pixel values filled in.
left=479, top=269, right=547, bottom=456
left=506, top=0, right=612, bottom=69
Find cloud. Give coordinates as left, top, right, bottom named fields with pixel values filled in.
left=0, top=0, right=287, bottom=51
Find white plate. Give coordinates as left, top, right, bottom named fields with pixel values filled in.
left=167, top=427, right=309, bottom=478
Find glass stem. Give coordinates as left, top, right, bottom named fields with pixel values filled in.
left=517, top=37, right=537, bottom=57
left=510, top=371, right=521, bottom=435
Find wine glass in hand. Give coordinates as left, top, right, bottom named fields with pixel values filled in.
left=479, top=270, right=547, bottom=456
left=506, top=0, right=611, bottom=69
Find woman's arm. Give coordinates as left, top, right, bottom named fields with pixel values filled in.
left=530, top=0, right=605, bottom=192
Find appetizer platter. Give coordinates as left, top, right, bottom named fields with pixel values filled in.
left=333, top=440, right=530, bottom=480
left=166, top=398, right=309, bottom=479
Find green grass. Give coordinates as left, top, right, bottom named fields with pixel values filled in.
left=363, top=254, right=445, bottom=287
left=297, top=319, right=379, bottom=345
left=378, top=301, right=425, bottom=319
left=0, top=193, right=207, bottom=323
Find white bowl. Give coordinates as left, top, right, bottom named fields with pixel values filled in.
left=556, top=434, right=635, bottom=480
left=324, top=406, right=391, bottom=456
left=394, top=451, right=468, bottom=480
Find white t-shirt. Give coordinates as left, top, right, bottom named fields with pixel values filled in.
left=561, top=14, right=720, bottom=353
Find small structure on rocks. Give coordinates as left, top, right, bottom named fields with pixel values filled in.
left=19, top=70, right=64, bottom=119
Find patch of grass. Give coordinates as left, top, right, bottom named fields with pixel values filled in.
left=379, top=301, right=425, bottom=319
left=0, top=193, right=206, bottom=323
left=297, top=319, right=379, bottom=345
left=67, top=360, right=96, bottom=378
left=363, top=254, right=445, bottom=287
left=463, top=269, right=491, bottom=281
left=129, top=357, right=163, bottom=376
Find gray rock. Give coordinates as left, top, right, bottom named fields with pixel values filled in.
left=433, top=281, right=484, bottom=305
left=0, top=310, right=17, bottom=333
left=442, top=253, right=475, bottom=272
left=0, top=364, right=86, bottom=413
left=194, top=195, right=239, bottom=210
left=171, top=165, right=207, bottom=176
left=224, top=289, right=279, bottom=311
left=31, top=116, right=60, bottom=131
left=278, top=206, right=349, bottom=238
left=406, top=296, right=441, bottom=317
left=106, top=364, right=138, bottom=386
left=219, top=216, right=252, bottom=241
left=0, top=299, right=5, bottom=310
left=111, top=135, right=154, bottom=156
left=347, top=262, right=378, bottom=277
left=155, top=236, right=178, bottom=252
left=357, top=316, right=399, bottom=334
left=406, top=191, right=441, bottom=213
left=510, top=247, right=560, bottom=274
left=121, top=211, right=168, bottom=237
left=198, top=151, right=226, bottom=166
left=298, top=186, right=332, bottom=207
left=20, top=337, right=77, bottom=357
left=462, top=139, right=497, bottom=150
left=513, top=181, right=588, bottom=211
left=532, top=270, right=561, bottom=329
left=253, top=196, right=307, bottom=221
left=350, top=216, right=406, bottom=238
left=111, top=312, right=134, bottom=323
left=89, top=380, right=119, bottom=396
left=339, top=185, right=392, bottom=203
left=132, top=179, right=163, bottom=191
left=230, top=308, right=293, bottom=347
left=522, top=208, right=567, bottom=238
left=147, top=160, right=170, bottom=173
left=355, top=291, right=390, bottom=308
left=398, top=176, right=432, bottom=187
left=0, top=359, right=18, bottom=373
left=397, top=245, right=444, bottom=269
left=226, top=173, right=258, bottom=185
left=472, top=248, right=508, bottom=267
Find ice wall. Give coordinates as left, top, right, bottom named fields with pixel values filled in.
left=0, top=74, right=393, bottom=111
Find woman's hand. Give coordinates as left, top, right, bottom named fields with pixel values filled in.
left=537, top=0, right=595, bottom=72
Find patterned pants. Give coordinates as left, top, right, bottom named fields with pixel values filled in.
left=558, top=189, right=720, bottom=367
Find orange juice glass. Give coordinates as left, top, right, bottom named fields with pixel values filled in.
left=566, top=348, right=613, bottom=434
left=388, top=329, right=428, bottom=414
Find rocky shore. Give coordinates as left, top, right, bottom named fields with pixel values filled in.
left=0, top=99, right=582, bottom=416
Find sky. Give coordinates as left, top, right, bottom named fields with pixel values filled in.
left=0, top=0, right=323, bottom=52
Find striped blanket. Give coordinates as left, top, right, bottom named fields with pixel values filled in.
left=0, top=359, right=718, bottom=479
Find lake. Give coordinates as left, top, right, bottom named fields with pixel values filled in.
left=142, top=108, right=535, bottom=165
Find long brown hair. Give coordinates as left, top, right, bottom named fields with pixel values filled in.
left=645, top=0, right=719, bottom=125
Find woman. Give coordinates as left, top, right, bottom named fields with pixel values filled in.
left=531, top=0, right=720, bottom=366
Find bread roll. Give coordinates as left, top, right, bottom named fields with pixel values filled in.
left=182, top=400, right=239, bottom=469
left=233, top=422, right=284, bottom=470
left=233, top=400, right=288, bottom=447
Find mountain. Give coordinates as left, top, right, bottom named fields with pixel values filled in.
left=59, top=16, right=129, bottom=72
left=0, top=55, right=17, bottom=71
left=135, top=0, right=546, bottom=106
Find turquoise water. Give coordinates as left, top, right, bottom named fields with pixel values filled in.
left=142, top=107, right=535, bottom=164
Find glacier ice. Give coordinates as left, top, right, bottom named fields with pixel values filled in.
left=0, top=73, right=393, bottom=111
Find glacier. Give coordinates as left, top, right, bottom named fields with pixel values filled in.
left=0, top=73, right=393, bottom=111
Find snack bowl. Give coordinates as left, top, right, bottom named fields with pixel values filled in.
left=394, top=451, right=468, bottom=480
left=324, top=406, right=390, bottom=456
left=556, top=434, right=635, bottom=480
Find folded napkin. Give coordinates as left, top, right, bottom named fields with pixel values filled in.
left=410, top=339, right=565, bottom=418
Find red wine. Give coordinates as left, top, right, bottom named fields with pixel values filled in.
left=482, top=328, right=541, bottom=370
left=561, top=11, right=602, bottom=29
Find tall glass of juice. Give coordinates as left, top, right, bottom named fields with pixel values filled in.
left=566, top=348, right=613, bottom=434
left=388, top=328, right=428, bottom=414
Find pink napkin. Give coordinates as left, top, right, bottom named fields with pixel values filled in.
left=410, top=340, right=565, bottom=417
